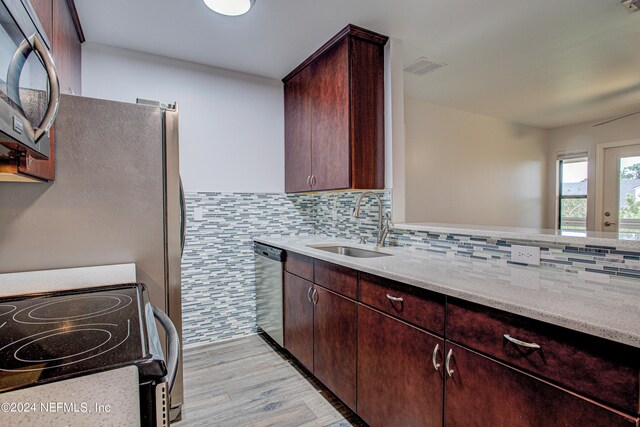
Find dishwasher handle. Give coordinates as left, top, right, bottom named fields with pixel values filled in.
left=254, top=243, right=285, bottom=262
left=152, top=305, right=180, bottom=394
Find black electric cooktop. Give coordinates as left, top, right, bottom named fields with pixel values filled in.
left=0, top=284, right=166, bottom=392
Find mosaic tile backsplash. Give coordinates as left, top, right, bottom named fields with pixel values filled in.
left=182, top=189, right=640, bottom=347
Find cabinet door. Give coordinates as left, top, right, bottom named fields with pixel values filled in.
left=284, top=67, right=312, bottom=193
left=358, top=305, right=444, bottom=427
left=444, top=342, right=638, bottom=427
left=313, top=285, right=357, bottom=411
left=30, top=0, right=53, bottom=39
left=53, top=0, right=81, bottom=96
left=283, top=272, right=314, bottom=371
left=310, top=38, right=350, bottom=191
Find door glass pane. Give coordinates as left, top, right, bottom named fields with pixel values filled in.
left=559, top=159, right=588, bottom=231
left=618, top=156, right=640, bottom=234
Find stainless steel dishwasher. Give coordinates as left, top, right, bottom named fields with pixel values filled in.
left=254, top=243, right=285, bottom=346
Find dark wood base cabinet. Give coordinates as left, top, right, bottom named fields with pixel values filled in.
left=281, top=251, right=640, bottom=427
left=444, top=342, right=638, bottom=427
left=283, top=267, right=357, bottom=411
left=358, top=305, right=443, bottom=427
left=313, top=286, right=357, bottom=411
left=283, top=272, right=314, bottom=372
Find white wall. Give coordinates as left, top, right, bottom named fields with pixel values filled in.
left=81, top=43, right=284, bottom=193
left=546, top=115, right=640, bottom=230
left=405, top=97, right=549, bottom=228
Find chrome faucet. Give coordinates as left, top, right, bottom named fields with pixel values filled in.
left=352, top=191, right=392, bottom=247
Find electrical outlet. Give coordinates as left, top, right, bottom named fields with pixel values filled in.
left=194, top=207, right=204, bottom=221
left=510, top=245, right=541, bottom=266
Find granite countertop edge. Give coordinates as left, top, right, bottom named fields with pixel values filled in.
left=254, top=235, right=640, bottom=349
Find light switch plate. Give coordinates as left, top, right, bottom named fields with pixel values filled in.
left=511, top=245, right=541, bottom=266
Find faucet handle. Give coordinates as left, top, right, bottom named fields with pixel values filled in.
left=384, top=212, right=394, bottom=229
left=358, top=236, right=367, bottom=245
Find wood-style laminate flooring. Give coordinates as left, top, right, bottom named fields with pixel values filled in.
left=174, top=334, right=365, bottom=427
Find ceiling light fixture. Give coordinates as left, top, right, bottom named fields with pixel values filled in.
left=203, top=0, right=255, bottom=16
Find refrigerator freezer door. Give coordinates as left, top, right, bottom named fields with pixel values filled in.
left=163, top=104, right=184, bottom=417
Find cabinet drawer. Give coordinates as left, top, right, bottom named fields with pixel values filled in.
left=313, top=260, right=358, bottom=299
left=447, top=298, right=640, bottom=415
left=359, top=273, right=445, bottom=335
left=284, top=252, right=313, bottom=282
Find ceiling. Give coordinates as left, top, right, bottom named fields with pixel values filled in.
left=75, top=0, right=640, bottom=129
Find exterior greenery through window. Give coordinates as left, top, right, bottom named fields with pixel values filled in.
left=618, top=158, right=640, bottom=233
left=558, top=158, right=588, bottom=231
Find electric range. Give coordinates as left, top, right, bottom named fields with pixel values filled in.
left=0, top=283, right=171, bottom=426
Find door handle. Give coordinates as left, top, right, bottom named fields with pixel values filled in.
left=604, top=221, right=616, bottom=227
left=445, top=348, right=454, bottom=377
left=432, top=343, right=441, bottom=371
left=179, top=177, right=186, bottom=256
left=7, top=35, right=60, bottom=143
left=312, top=288, right=318, bottom=305
left=386, top=294, right=403, bottom=303
left=311, top=175, right=316, bottom=188
left=503, top=334, right=541, bottom=349
left=307, top=287, right=313, bottom=303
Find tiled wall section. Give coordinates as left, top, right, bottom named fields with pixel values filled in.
left=181, top=193, right=314, bottom=346
left=181, top=190, right=390, bottom=347
left=391, top=229, right=640, bottom=284
left=182, top=189, right=640, bottom=347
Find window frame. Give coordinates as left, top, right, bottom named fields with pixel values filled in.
left=557, top=156, right=588, bottom=231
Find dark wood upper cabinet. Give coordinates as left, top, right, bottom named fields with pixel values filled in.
left=284, top=66, right=313, bottom=193
left=283, top=24, right=388, bottom=193
left=313, top=286, right=357, bottom=411
left=283, top=272, right=314, bottom=372
left=444, top=342, right=638, bottom=427
left=358, top=305, right=444, bottom=427
left=53, top=0, right=82, bottom=97
left=26, top=0, right=83, bottom=95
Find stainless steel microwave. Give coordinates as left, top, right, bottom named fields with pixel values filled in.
left=0, top=0, right=60, bottom=160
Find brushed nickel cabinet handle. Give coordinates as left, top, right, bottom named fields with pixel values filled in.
left=432, top=343, right=441, bottom=371
left=312, top=289, right=318, bottom=305
left=307, top=176, right=311, bottom=188
left=307, top=287, right=313, bottom=303
left=445, top=348, right=454, bottom=377
left=386, top=294, right=403, bottom=303
left=311, top=175, right=316, bottom=188
left=503, top=334, right=541, bottom=349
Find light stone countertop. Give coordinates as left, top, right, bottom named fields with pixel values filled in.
left=255, top=235, right=640, bottom=349
left=394, top=222, right=640, bottom=249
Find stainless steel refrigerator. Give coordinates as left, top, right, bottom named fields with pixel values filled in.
left=0, top=94, right=185, bottom=419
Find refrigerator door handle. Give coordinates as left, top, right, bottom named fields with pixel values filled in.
left=179, top=177, right=186, bottom=256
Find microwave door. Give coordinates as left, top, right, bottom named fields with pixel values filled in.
left=6, top=37, right=28, bottom=114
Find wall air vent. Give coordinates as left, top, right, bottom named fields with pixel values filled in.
left=404, top=57, right=446, bottom=76
left=621, top=0, right=639, bottom=12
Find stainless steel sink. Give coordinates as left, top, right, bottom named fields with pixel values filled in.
left=308, top=245, right=392, bottom=258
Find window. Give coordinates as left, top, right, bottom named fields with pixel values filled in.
left=558, top=157, right=588, bottom=231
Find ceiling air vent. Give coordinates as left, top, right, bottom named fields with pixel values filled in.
left=404, top=57, right=446, bottom=76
